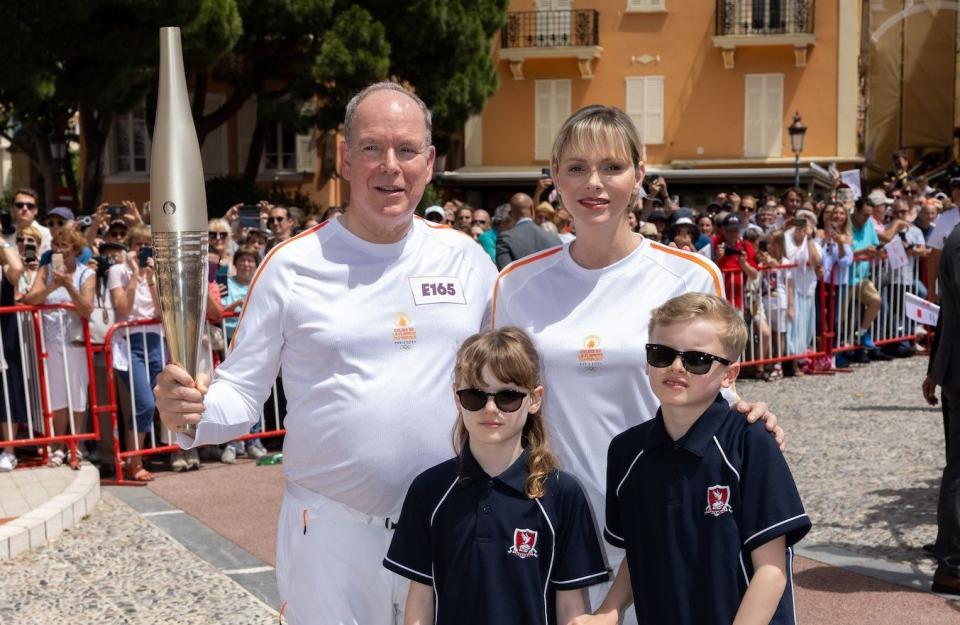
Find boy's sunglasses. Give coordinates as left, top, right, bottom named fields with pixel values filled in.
left=645, top=343, right=731, bottom=375
left=456, top=388, right=527, bottom=412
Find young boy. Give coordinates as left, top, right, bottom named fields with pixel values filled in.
left=581, top=293, right=810, bottom=625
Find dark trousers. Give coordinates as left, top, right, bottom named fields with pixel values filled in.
left=936, top=387, right=960, bottom=574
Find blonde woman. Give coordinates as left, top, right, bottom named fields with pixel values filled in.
left=23, top=228, right=94, bottom=467
left=492, top=105, right=780, bottom=620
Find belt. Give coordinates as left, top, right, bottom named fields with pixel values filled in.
left=285, top=480, right=399, bottom=531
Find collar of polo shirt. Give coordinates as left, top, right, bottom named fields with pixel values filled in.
left=458, top=443, right=530, bottom=494
left=648, top=393, right=730, bottom=458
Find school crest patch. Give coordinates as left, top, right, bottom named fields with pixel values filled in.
left=507, top=528, right=539, bottom=559
left=704, top=485, right=732, bottom=517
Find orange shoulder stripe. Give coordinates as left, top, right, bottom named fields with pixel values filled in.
left=648, top=241, right=723, bottom=297
left=491, top=246, right=563, bottom=328
left=229, top=222, right=328, bottom=349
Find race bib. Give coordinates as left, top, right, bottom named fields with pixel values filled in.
left=409, top=276, right=467, bottom=305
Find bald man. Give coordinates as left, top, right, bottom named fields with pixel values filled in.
left=495, top=192, right=562, bottom=269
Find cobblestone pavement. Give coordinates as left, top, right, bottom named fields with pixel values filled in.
left=738, top=355, right=940, bottom=577
left=0, top=492, right=275, bottom=625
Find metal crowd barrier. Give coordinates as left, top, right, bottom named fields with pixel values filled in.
left=720, top=249, right=925, bottom=372
left=102, top=311, right=287, bottom=485
left=0, top=303, right=100, bottom=468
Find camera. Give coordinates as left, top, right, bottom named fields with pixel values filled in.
left=758, top=240, right=768, bottom=252
left=137, top=245, right=153, bottom=268
left=96, top=254, right=118, bottom=278
left=107, top=204, right=126, bottom=219
left=23, top=241, right=37, bottom=263
left=239, top=205, right=260, bottom=230
left=0, top=213, right=14, bottom=235
left=77, top=215, right=93, bottom=229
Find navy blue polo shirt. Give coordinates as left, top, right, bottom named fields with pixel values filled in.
left=605, top=395, right=810, bottom=625
left=385, top=444, right=609, bottom=625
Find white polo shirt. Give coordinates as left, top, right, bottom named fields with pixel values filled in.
left=183, top=216, right=498, bottom=516
left=929, top=207, right=960, bottom=250
left=492, top=238, right=725, bottom=516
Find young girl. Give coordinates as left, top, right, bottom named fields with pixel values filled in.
left=758, top=230, right=794, bottom=377
left=384, top=327, right=608, bottom=625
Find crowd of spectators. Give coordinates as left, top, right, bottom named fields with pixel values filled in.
left=431, top=154, right=956, bottom=381
left=0, top=151, right=955, bottom=474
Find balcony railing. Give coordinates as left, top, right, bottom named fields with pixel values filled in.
left=716, top=0, right=814, bottom=36
left=501, top=10, right=600, bottom=49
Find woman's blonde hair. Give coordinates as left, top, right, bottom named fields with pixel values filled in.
left=767, top=229, right=786, bottom=261
left=126, top=224, right=151, bottom=248
left=52, top=227, right=87, bottom=255
left=453, top=327, right=558, bottom=499
left=551, top=105, right=644, bottom=169
left=208, top=218, right=231, bottom=234
left=17, top=224, right=41, bottom=245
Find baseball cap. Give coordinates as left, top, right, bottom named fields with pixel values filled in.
left=666, top=217, right=699, bottom=240
left=424, top=206, right=444, bottom=223
left=46, top=206, right=75, bottom=222
left=722, top=214, right=741, bottom=229
left=648, top=210, right=668, bottom=223
left=638, top=222, right=659, bottom=238
left=866, top=189, right=893, bottom=206
left=108, top=219, right=128, bottom=230
left=535, top=202, right=556, bottom=215
left=98, top=241, right=127, bottom=254
left=794, top=209, right=817, bottom=227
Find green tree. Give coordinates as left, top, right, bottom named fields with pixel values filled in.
left=0, top=0, right=240, bottom=211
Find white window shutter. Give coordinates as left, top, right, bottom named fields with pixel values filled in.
left=763, top=74, right=784, bottom=157
left=200, top=94, right=227, bottom=177
left=627, top=0, right=664, bottom=10
left=236, top=98, right=258, bottom=173
left=535, top=81, right=553, bottom=161
left=296, top=132, right=317, bottom=173
left=644, top=77, right=664, bottom=145
left=625, top=77, right=646, bottom=141
left=743, top=75, right=764, bottom=157
left=553, top=80, right=571, bottom=152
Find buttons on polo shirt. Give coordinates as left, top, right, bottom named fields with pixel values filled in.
left=481, top=505, right=491, bottom=514
left=487, top=479, right=494, bottom=487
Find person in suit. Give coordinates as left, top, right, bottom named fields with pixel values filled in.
left=923, top=221, right=960, bottom=595
left=495, top=193, right=562, bottom=270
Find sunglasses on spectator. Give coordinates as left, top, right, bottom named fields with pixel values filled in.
left=645, top=343, right=731, bottom=375
left=46, top=219, right=66, bottom=228
left=456, top=388, right=527, bottom=412
left=14, top=201, right=37, bottom=210
left=472, top=220, right=488, bottom=226
left=208, top=231, right=229, bottom=239
left=268, top=216, right=286, bottom=223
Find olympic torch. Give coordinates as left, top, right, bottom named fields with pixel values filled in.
left=150, top=27, right=208, bottom=435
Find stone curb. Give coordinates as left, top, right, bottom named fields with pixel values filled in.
left=0, top=463, right=100, bottom=560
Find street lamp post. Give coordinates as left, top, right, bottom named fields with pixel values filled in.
left=788, top=111, right=807, bottom=188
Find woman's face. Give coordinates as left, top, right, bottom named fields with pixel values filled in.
left=553, top=143, right=642, bottom=232
left=831, top=208, right=848, bottom=230
left=235, top=254, right=257, bottom=282
left=626, top=211, right=638, bottom=231
left=698, top=216, right=713, bottom=236
left=129, top=236, right=151, bottom=254
left=209, top=226, right=230, bottom=253
left=51, top=239, right=76, bottom=264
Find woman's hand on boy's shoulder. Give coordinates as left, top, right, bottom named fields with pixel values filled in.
left=735, top=400, right=785, bottom=451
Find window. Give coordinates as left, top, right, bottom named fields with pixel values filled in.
left=535, top=0, right=572, bottom=47
left=625, top=76, right=664, bottom=145
left=626, top=0, right=665, bottom=11
left=743, top=74, right=783, bottom=158
left=535, top=80, right=571, bottom=161
left=264, top=122, right=296, bottom=172
left=113, top=108, right=149, bottom=174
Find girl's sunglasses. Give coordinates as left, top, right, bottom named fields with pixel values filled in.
left=208, top=231, right=229, bottom=240
left=456, top=388, right=527, bottom=412
left=645, top=343, right=731, bottom=375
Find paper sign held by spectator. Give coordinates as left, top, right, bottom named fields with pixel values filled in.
left=884, top=236, right=908, bottom=270
left=905, top=292, right=939, bottom=326
left=840, top=170, right=862, bottom=199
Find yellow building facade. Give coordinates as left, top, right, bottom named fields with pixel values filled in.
left=441, top=0, right=862, bottom=205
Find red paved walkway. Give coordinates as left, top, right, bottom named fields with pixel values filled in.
left=147, top=460, right=960, bottom=624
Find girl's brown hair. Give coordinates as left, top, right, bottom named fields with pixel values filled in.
left=453, top=327, right=558, bottom=499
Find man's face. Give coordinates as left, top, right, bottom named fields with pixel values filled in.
left=340, top=90, right=436, bottom=232
left=921, top=204, right=938, bottom=225
left=13, top=193, right=38, bottom=227
left=784, top=191, right=801, bottom=215
left=247, top=233, right=267, bottom=252
left=456, top=207, right=472, bottom=229
left=472, top=209, right=490, bottom=231
left=269, top=208, right=292, bottom=237
left=757, top=209, right=775, bottom=229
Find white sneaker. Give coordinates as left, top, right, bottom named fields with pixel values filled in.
left=246, top=442, right=268, bottom=460
left=48, top=449, right=66, bottom=467
left=220, top=446, right=236, bottom=464
left=0, top=451, right=16, bottom=472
